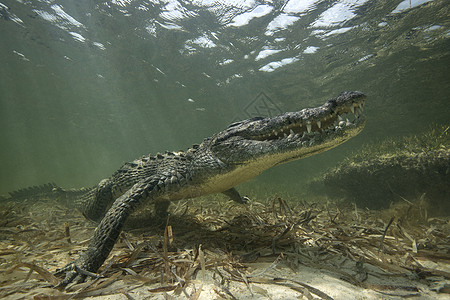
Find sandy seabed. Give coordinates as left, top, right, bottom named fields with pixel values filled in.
left=0, top=194, right=449, bottom=299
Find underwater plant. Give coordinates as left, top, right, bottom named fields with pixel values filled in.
left=316, top=124, right=449, bottom=214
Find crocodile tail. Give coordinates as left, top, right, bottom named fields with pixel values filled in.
left=5, top=183, right=93, bottom=209
left=5, top=181, right=113, bottom=223
left=7, top=183, right=60, bottom=201
left=53, top=186, right=94, bottom=209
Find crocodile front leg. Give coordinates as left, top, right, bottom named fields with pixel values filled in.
left=222, top=187, right=249, bottom=204
left=55, top=176, right=162, bottom=287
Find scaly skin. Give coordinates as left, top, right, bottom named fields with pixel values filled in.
left=54, top=91, right=367, bottom=287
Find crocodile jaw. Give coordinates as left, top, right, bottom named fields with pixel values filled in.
left=208, top=91, right=367, bottom=186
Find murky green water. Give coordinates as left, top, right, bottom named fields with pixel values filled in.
left=0, top=0, right=449, bottom=197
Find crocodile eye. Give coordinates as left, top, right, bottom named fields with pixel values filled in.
left=227, top=121, right=243, bottom=129
left=227, top=117, right=265, bottom=129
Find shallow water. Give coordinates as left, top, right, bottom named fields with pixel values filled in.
left=0, top=2, right=449, bottom=298
left=0, top=0, right=449, bottom=196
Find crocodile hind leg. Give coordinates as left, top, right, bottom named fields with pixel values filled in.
left=155, top=200, right=170, bottom=219
left=155, top=200, right=170, bottom=216
left=79, top=179, right=114, bottom=222
left=55, top=175, right=164, bottom=287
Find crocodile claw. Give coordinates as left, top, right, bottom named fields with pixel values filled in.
left=242, top=196, right=250, bottom=204
left=54, top=263, right=80, bottom=288
left=54, top=261, right=101, bottom=288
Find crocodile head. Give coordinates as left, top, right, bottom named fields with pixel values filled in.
left=207, top=91, right=367, bottom=182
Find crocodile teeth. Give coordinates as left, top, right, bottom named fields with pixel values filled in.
left=350, top=105, right=355, bottom=114
left=338, top=115, right=343, bottom=121
left=306, top=124, right=312, bottom=133
left=274, top=130, right=278, bottom=136
left=356, top=107, right=363, bottom=116
left=317, top=121, right=321, bottom=128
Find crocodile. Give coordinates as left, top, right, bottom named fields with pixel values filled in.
left=52, top=91, right=367, bottom=286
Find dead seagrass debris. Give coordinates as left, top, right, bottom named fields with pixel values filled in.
left=0, top=195, right=448, bottom=299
